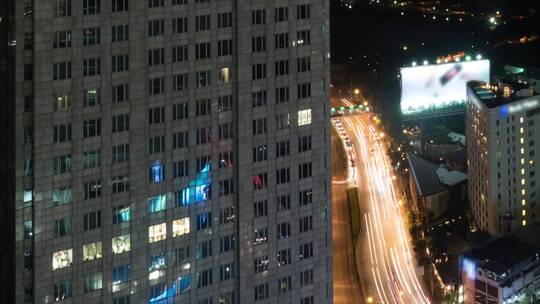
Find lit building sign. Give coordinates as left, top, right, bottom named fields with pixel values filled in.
left=462, top=258, right=476, bottom=280
left=499, top=98, right=539, bottom=118
left=401, top=60, right=490, bottom=114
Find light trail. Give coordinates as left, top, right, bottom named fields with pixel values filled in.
left=338, top=113, right=431, bottom=304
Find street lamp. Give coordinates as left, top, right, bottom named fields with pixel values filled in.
left=354, top=88, right=360, bottom=95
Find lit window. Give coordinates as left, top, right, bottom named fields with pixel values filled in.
left=298, top=109, right=312, bottom=126
left=84, top=272, right=102, bottom=293
left=173, top=217, right=190, bottom=237
left=149, top=252, right=167, bottom=280
left=112, top=234, right=131, bottom=254
left=218, top=67, right=231, bottom=83
left=148, top=194, right=167, bottom=213
left=23, top=189, right=33, bottom=206
left=112, top=205, right=130, bottom=224
left=52, top=248, right=73, bottom=270
left=53, top=187, right=72, bottom=206
left=150, top=161, right=165, bottom=183
left=520, top=127, right=524, bottom=134
left=83, top=241, right=103, bottom=262
left=522, top=220, right=527, bottom=226
left=522, top=209, right=526, bottom=216
left=149, top=223, right=167, bottom=243
left=522, top=199, right=526, bottom=206
left=178, top=183, right=211, bottom=206
left=23, top=220, right=33, bottom=239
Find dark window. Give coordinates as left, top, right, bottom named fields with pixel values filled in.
left=252, top=9, right=265, bottom=25
left=83, top=210, right=102, bottom=230
left=195, top=15, right=211, bottom=31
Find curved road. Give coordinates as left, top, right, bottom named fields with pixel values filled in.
left=336, top=110, right=431, bottom=304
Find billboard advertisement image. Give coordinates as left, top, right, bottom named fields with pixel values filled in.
left=400, top=59, right=490, bottom=114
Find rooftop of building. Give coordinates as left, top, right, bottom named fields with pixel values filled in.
left=422, top=146, right=467, bottom=173
left=468, top=80, right=539, bottom=109
left=407, top=153, right=467, bottom=197
left=462, top=224, right=540, bottom=277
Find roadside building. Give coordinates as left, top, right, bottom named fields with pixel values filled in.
left=459, top=224, right=540, bottom=304
left=407, top=153, right=467, bottom=222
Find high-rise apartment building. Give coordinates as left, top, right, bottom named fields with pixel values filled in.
left=466, top=80, right=539, bottom=235
left=4, top=0, right=332, bottom=303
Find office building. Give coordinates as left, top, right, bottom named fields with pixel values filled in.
left=466, top=80, right=539, bottom=234
left=3, top=0, right=332, bottom=303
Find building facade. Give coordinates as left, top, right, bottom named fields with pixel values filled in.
left=11, top=0, right=332, bottom=303
left=459, top=226, right=540, bottom=304
left=466, top=80, right=539, bottom=234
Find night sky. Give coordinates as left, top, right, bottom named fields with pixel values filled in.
left=331, top=0, right=540, bottom=130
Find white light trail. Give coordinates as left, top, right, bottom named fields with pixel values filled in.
left=339, top=114, right=431, bottom=304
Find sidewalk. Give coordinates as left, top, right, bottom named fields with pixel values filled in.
left=332, top=129, right=363, bottom=304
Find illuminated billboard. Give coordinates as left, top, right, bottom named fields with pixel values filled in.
left=400, top=60, right=490, bottom=114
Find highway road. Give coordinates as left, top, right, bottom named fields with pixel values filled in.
left=334, top=104, right=431, bottom=304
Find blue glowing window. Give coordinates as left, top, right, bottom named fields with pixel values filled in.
left=177, top=184, right=211, bottom=206
left=119, top=207, right=130, bottom=222
left=113, top=206, right=130, bottom=224
left=148, top=194, right=167, bottom=213
left=195, top=184, right=211, bottom=202
left=462, top=258, right=476, bottom=280
left=149, top=283, right=167, bottom=303
left=177, top=275, right=190, bottom=293
left=150, top=161, right=165, bottom=183
left=147, top=275, right=191, bottom=304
